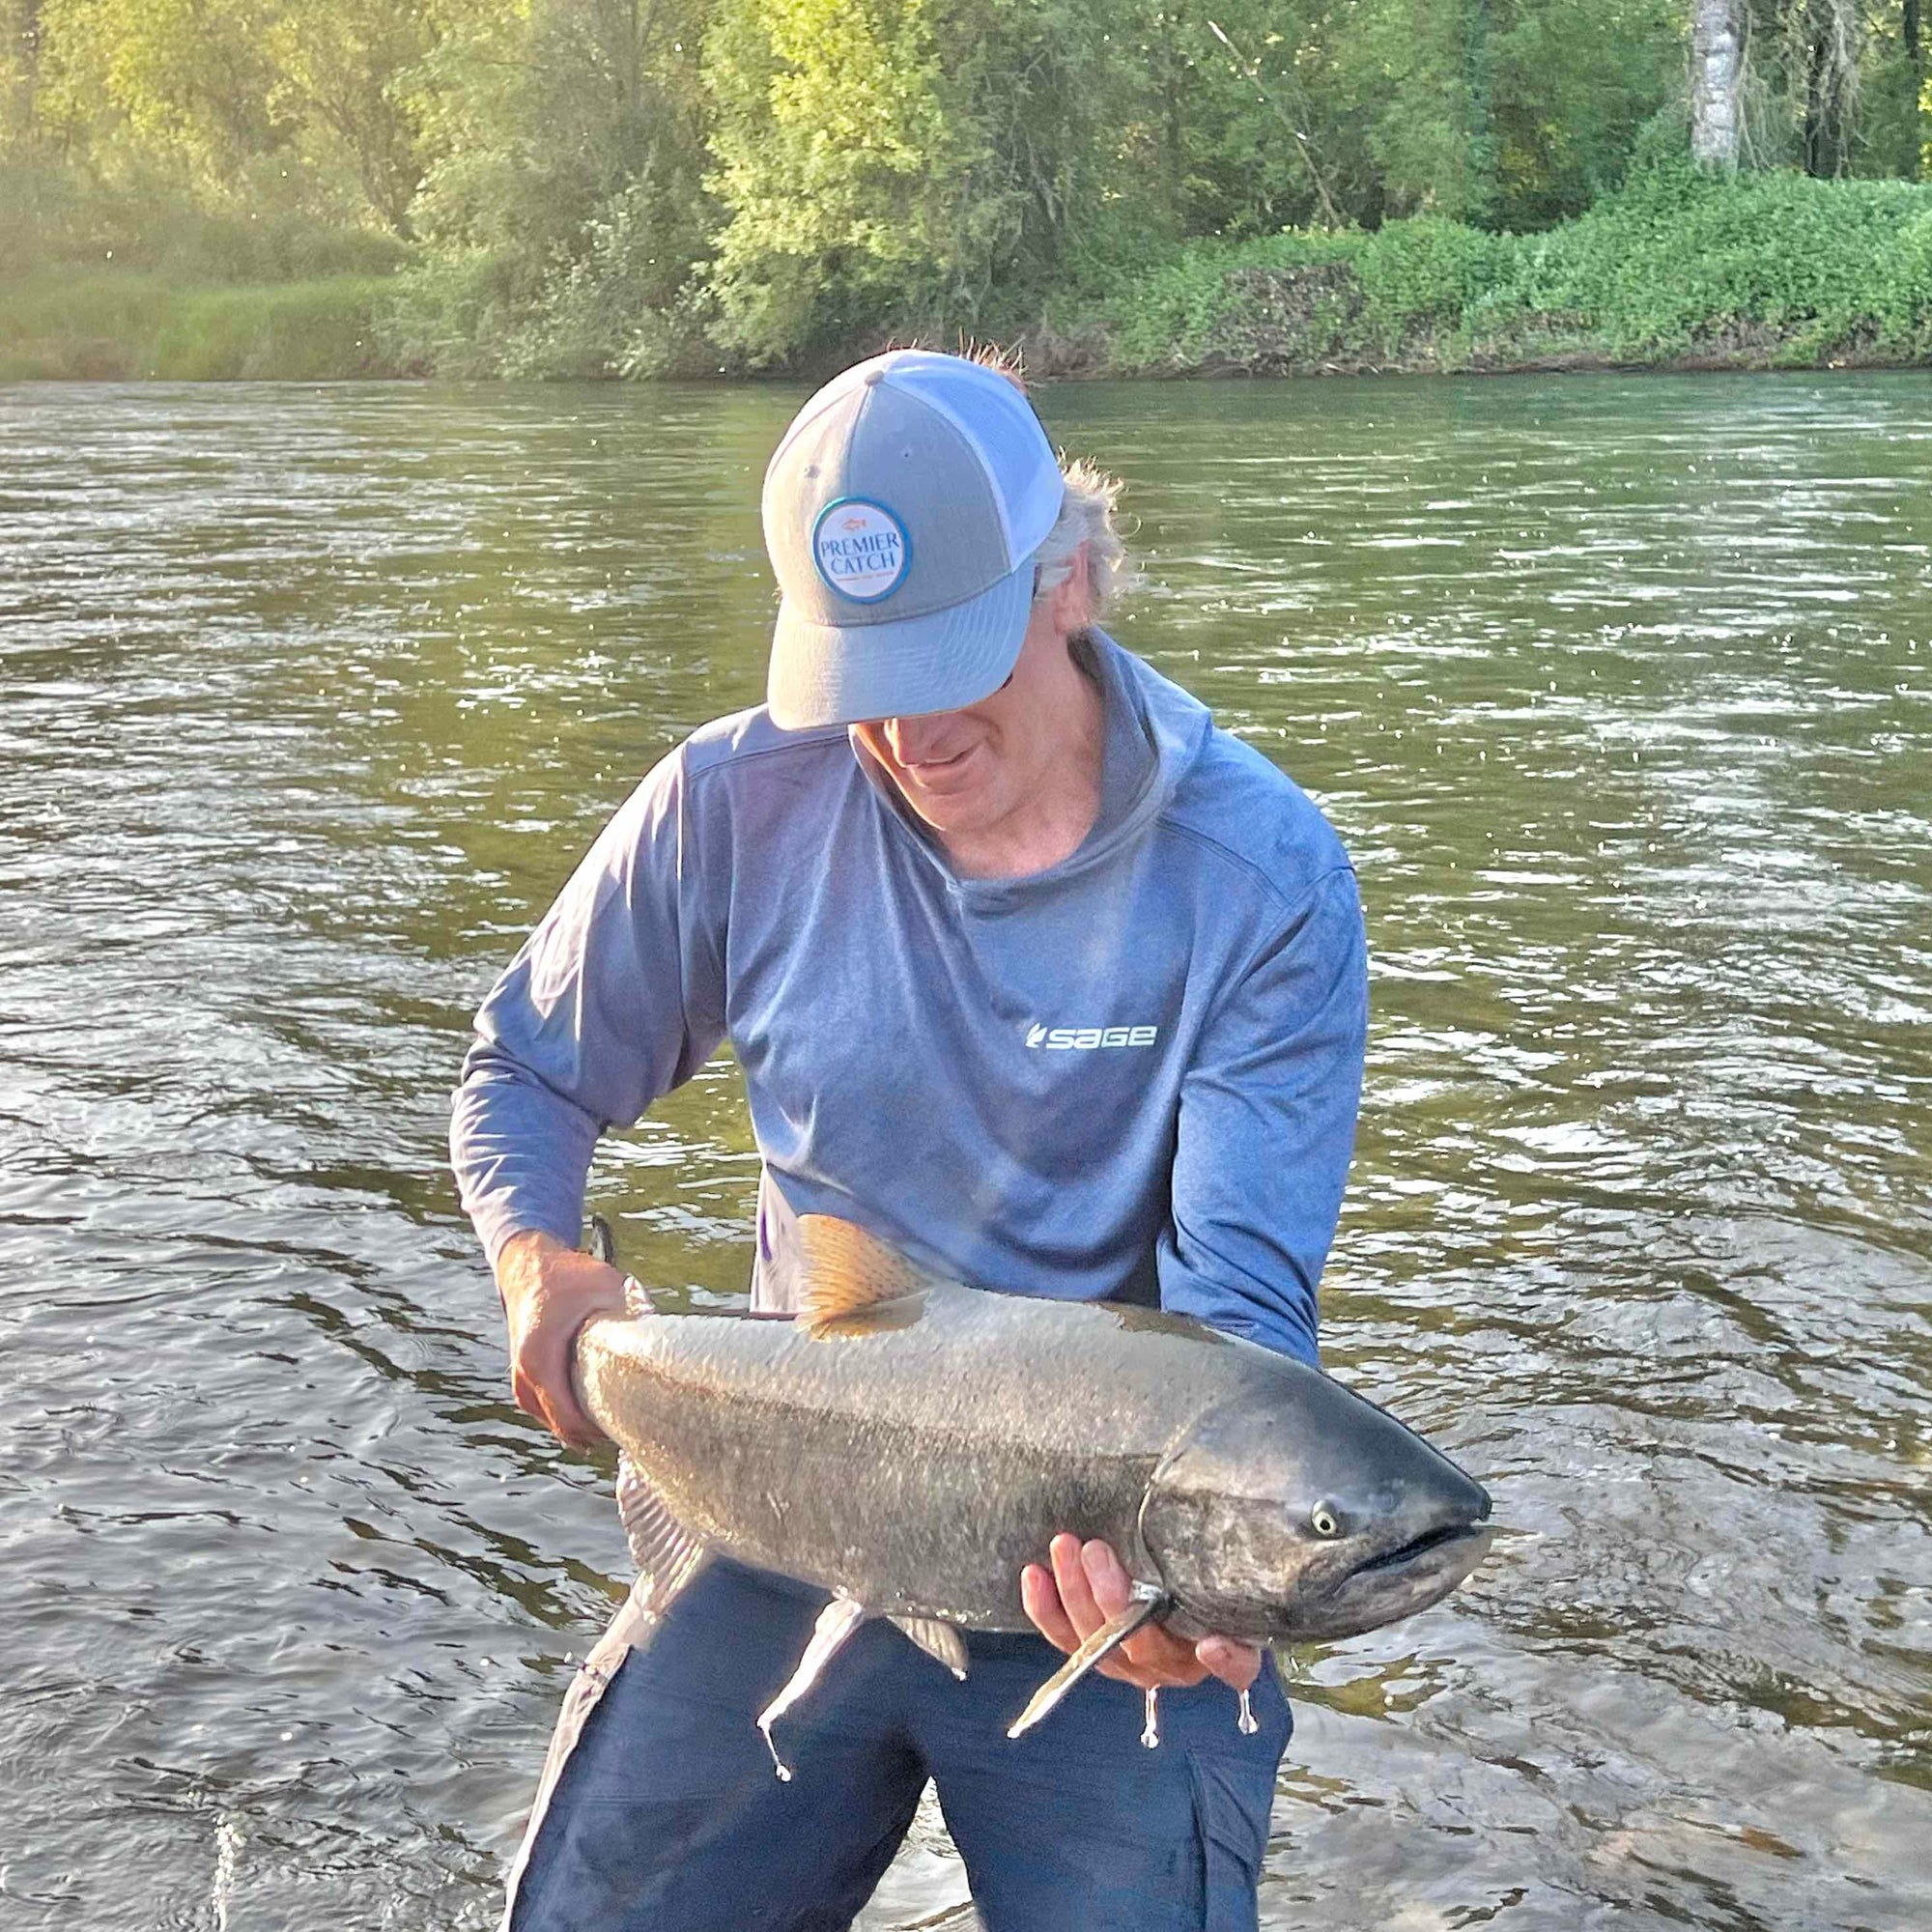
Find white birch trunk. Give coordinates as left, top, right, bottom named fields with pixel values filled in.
left=1690, top=0, right=1745, bottom=168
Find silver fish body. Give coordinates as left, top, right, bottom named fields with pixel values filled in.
left=573, top=1217, right=1492, bottom=1714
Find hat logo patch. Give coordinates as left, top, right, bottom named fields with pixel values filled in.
left=812, top=498, right=910, bottom=604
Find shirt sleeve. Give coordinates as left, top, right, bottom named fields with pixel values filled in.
left=1158, top=865, right=1368, bottom=1366
left=448, top=744, right=727, bottom=1268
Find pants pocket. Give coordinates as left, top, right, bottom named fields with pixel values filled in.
left=1187, top=1746, right=1281, bottom=1932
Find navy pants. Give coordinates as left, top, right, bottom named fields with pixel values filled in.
left=511, top=1558, right=1291, bottom=1931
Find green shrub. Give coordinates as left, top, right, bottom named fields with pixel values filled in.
left=1512, top=162, right=1932, bottom=357
left=147, top=281, right=400, bottom=379
left=0, top=164, right=409, bottom=285
left=1352, top=218, right=1516, bottom=334
left=1095, top=231, right=1359, bottom=370
left=1873, top=210, right=1932, bottom=353
left=375, top=251, right=537, bottom=381
left=1080, top=165, right=1932, bottom=375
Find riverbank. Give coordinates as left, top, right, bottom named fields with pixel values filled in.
left=0, top=271, right=399, bottom=381
left=1031, top=163, right=1932, bottom=380
left=5, top=165, right=1929, bottom=384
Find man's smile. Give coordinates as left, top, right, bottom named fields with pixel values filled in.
left=898, top=742, right=983, bottom=790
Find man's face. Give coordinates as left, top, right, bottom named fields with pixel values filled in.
left=852, top=590, right=1081, bottom=844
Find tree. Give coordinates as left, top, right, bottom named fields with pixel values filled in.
left=1, top=0, right=44, bottom=151
left=37, top=0, right=291, bottom=187
left=27, top=0, right=440, bottom=232
left=399, top=0, right=714, bottom=373
left=1799, top=0, right=1861, bottom=175
left=1690, top=0, right=1746, bottom=166
left=703, top=0, right=965, bottom=361
left=267, top=0, right=433, bottom=234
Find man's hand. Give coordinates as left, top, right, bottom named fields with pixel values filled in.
left=496, top=1230, right=629, bottom=1448
left=1021, top=1534, right=1262, bottom=1693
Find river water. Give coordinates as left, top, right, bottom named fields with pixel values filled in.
left=1, top=374, right=1927, bottom=1930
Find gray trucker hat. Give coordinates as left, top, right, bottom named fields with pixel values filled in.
left=762, top=350, right=1065, bottom=729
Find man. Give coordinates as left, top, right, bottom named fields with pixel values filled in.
left=452, top=349, right=1368, bottom=1930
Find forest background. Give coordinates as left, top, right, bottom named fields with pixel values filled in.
left=3, top=0, right=1931, bottom=381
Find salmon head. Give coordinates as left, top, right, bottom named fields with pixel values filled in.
left=1138, top=1364, right=1493, bottom=1645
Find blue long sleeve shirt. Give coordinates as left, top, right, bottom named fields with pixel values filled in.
left=450, top=633, right=1367, bottom=1366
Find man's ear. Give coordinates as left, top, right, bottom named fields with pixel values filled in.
left=1052, top=540, right=1093, bottom=633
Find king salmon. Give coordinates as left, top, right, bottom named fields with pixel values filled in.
left=572, top=1214, right=1493, bottom=1767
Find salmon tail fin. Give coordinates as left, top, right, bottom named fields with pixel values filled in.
left=1006, top=1581, right=1169, bottom=1740
left=795, top=1215, right=942, bottom=1339
left=614, top=1458, right=709, bottom=1613
left=890, top=1616, right=969, bottom=1679
left=756, top=1596, right=869, bottom=1779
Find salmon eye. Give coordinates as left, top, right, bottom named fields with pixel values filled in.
left=1311, top=1504, right=1342, bottom=1538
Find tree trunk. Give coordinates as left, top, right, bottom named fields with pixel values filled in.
left=1802, top=0, right=1859, bottom=178
left=1690, top=0, right=1745, bottom=167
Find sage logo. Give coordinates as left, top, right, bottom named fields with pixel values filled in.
left=1025, top=1022, right=1160, bottom=1051
left=812, top=497, right=910, bottom=603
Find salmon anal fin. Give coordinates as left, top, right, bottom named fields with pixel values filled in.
left=756, top=1596, right=868, bottom=1779
left=890, top=1616, right=969, bottom=1679
left=1006, top=1582, right=1169, bottom=1741
left=796, top=1215, right=943, bottom=1339
left=614, top=1458, right=709, bottom=1613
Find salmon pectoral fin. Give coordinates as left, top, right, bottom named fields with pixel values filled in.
left=614, top=1457, right=710, bottom=1612
left=1006, top=1582, right=1171, bottom=1741
left=795, top=1215, right=946, bottom=1338
left=756, top=1596, right=869, bottom=1780
left=890, top=1615, right=969, bottom=1679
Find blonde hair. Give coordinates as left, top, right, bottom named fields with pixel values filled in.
left=959, top=340, right=1132, bottom=622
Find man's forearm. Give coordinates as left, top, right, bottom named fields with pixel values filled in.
left=450, top=1043, right=602, bottom=1269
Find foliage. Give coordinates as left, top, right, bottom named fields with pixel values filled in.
left=1503, top=155, right=1932, bottom=355
left=1080, top=159, right=1932, bottom=374
left=23, top=0, right=433, bottom=234
left=701, top=0, right=963, bottom=363
left=0, top=0, right=1927, bottom=378
left=1090, top=231, right=1358, bottom=370
left=399, top=0, right=715, bottom=370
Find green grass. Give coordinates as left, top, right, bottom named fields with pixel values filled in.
left=0, top=271, right=410, bottom=381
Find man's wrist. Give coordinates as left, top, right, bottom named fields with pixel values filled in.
left=495, top=1226, right=570, bottom=1295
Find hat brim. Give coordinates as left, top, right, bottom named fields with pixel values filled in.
left=767, top=561, right=1034, bottom=730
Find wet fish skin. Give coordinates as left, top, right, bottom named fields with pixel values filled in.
left=574, top=1217, right=1492, bottom=1653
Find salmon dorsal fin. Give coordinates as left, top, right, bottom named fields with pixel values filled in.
left=796, top=1215, right=938, bottom=1339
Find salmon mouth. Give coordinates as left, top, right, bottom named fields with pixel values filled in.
left=1280, top=1520, right=1494, bottom=1642
left=1350, top=1520, right=1490, bottom=1577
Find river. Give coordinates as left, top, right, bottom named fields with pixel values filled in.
left=1, top=373, right=1927, bottom=1929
